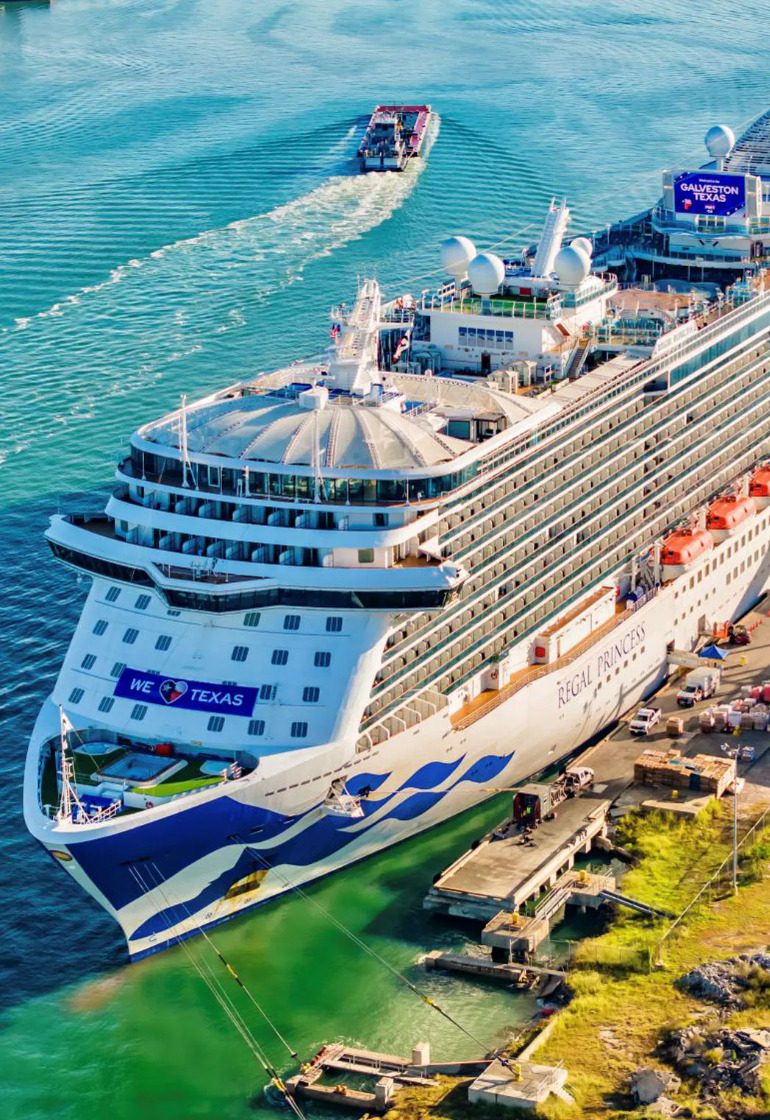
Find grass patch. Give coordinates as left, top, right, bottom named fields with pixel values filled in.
left=533, top=805, right=770, bottom=1118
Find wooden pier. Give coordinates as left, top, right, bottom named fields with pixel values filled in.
left=285, top=1042, right=438, bottom=1113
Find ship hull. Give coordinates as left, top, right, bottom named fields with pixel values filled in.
left=25, top=516, right=770, bottom=959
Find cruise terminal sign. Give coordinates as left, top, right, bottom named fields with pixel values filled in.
left=114, top=668, right=258, bottom=716
left=673, top=171, right=747, bottom=218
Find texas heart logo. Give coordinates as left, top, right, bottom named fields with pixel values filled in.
left=160, top=679, right=188, bottom=705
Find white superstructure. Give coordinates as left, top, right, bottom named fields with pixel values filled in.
left=24, top=112, right=770, bottom=960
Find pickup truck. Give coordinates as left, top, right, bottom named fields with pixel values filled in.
left=629, top=707, right=662, bottom=735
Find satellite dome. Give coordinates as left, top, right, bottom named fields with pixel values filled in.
left=704, top=124, right=735, bottom=160
left=570, top=236, right=593, bottom=259
left=554, top=245, right=590, bottom=286
left=440, top=236, right=476, bottom=281
left=467, top=252, right=505, bottom=296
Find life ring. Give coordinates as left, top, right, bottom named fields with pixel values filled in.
left=490, top=668, right=499, bottom=681
left=145, top=800, right=154, bottom=809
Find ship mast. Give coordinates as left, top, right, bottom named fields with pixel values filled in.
left=57, top=707, right=85, bottom=824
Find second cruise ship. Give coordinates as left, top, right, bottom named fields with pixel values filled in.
left=24, top=108, right=770, bottom=958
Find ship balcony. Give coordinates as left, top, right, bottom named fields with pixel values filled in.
left=46, top=513, right=468, bottom=608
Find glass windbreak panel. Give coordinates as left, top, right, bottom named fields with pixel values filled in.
left=348, top=478, right=363, bottom=503
left=295, top=476, right=311, bottom=501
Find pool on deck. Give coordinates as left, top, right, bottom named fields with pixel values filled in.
left=98, top=752, right=178, bottom=784
left=199, top=759, right=232, bottom=777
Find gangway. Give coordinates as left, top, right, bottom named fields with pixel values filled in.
left=598, top=888, right=673, bottom=919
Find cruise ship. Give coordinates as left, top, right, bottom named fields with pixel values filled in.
left=24, top=110, right=770, bottom=959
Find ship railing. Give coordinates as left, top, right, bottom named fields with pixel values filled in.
left=450, top=588, right=661, bottom=732
left=420, top=293, right=559, bottom=320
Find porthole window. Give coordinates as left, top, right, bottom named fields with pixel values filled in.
left=105, top=586, right=121, bottom=603
left=111, top=661, right=126, bottom=678
left=314, top=651, right=331, bottom=668
left=259, top=685, right=276, bottom=702
left=98, top=696, right=115, bottom=713
left=326, top=617, right=343, bottom=633
left=248, top=719, right=266, bottom=736
left=135, top=594, right=151, bottom=610
left=155, top=635, right=172, bottom=651
left=81, top=654, right=96, bottom=670
left=291, top=721, right=308, bottom=738
left=283, top=615, right=301, bottom=631
left=123, top=628, right=139, bottom=645
left=271, top=649, right=289, bottom=666
left=93, top=620, right=108, bottom=636
left=244, top=612, right=261, bottom=628
left=68, top=688, right=84, bottom=704
left=207, top=715, right=225, bottom=732
left=231, top=645, right=249, bottom=663
left=130, top=703, right=147, bottom=721
left=303, top=686, right=320, bottom=703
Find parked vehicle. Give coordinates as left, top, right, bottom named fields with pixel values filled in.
left=676, top=667, right=721, bottom=707
left=727, top=623, right=750, bottom=646
left=563, top=766, right=595, bottom=794
left=629, top=707, right=662, bottom=735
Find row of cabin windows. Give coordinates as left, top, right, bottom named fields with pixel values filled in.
left=66, top=693, right=313, bottom=737
left=105, top=586, right=151, bottom=609
left=93, top=612, right=344, bottom=636
left=81, top=650, right=332, bottom=676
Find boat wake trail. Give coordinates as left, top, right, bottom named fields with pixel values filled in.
left=0, top=168, right=422, bottom=487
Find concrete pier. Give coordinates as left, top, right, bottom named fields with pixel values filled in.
left=468, top=1058, right=569, bottom=1111
left=481, top=870, right=616, bottom=958
left=424, top=795, right=611, bottom=923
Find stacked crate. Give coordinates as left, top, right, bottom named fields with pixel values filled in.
left=634, top=749, right=736, bottom=797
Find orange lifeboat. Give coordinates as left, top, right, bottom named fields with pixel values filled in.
left=706, top=495, right=755, bottom=539
left=749, top=466, right=770, bottom=508
left=660, top=528, right=713, bottom=579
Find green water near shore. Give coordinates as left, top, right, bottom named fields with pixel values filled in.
left=1, top=795, right=543, bottom=1120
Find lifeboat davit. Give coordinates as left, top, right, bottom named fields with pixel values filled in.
left=660, top=528, right=713, bottom=580
left=749, top=466, right=770, bottom=508
left=705, top=494, right=755, bottom=540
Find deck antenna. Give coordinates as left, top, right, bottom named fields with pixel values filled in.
left=57, top=707, right=85, bottom=823
left=179, top=393, right=191, bottom=488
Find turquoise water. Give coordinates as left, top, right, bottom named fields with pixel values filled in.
left=0, top=1, right=766, bottom=1116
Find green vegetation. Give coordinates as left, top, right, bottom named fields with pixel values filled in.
left=535, top=805, right=770, bottom=1119
left=397, top=806, right=770, bottom=1120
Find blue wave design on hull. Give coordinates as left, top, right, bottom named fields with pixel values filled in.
left=71, top=750, right=514, bottom=941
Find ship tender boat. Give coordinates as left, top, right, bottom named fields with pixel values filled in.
left=24, top=107, right=770, bottom=960
left=358, top=105, right=432, bottom=172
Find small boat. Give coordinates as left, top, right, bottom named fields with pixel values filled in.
left=358, top=104, right=432, bottom=172
left=706, top=494, right=755, bottom=539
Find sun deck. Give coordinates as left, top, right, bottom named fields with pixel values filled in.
left=40, top=735, right=254, bottom=821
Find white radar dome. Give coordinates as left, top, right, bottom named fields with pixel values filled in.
left=468, top=252, right=505, bottom=296
left=554, top=245, right=590, bottom=286
left=704, top=124, right=735, bottom=160
left=570, top=236, right=593, bottom=259
left=440, top=235, right=476, bottom=280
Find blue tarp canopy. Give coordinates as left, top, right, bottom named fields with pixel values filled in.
left=699, top=643, right=729, bottom=661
